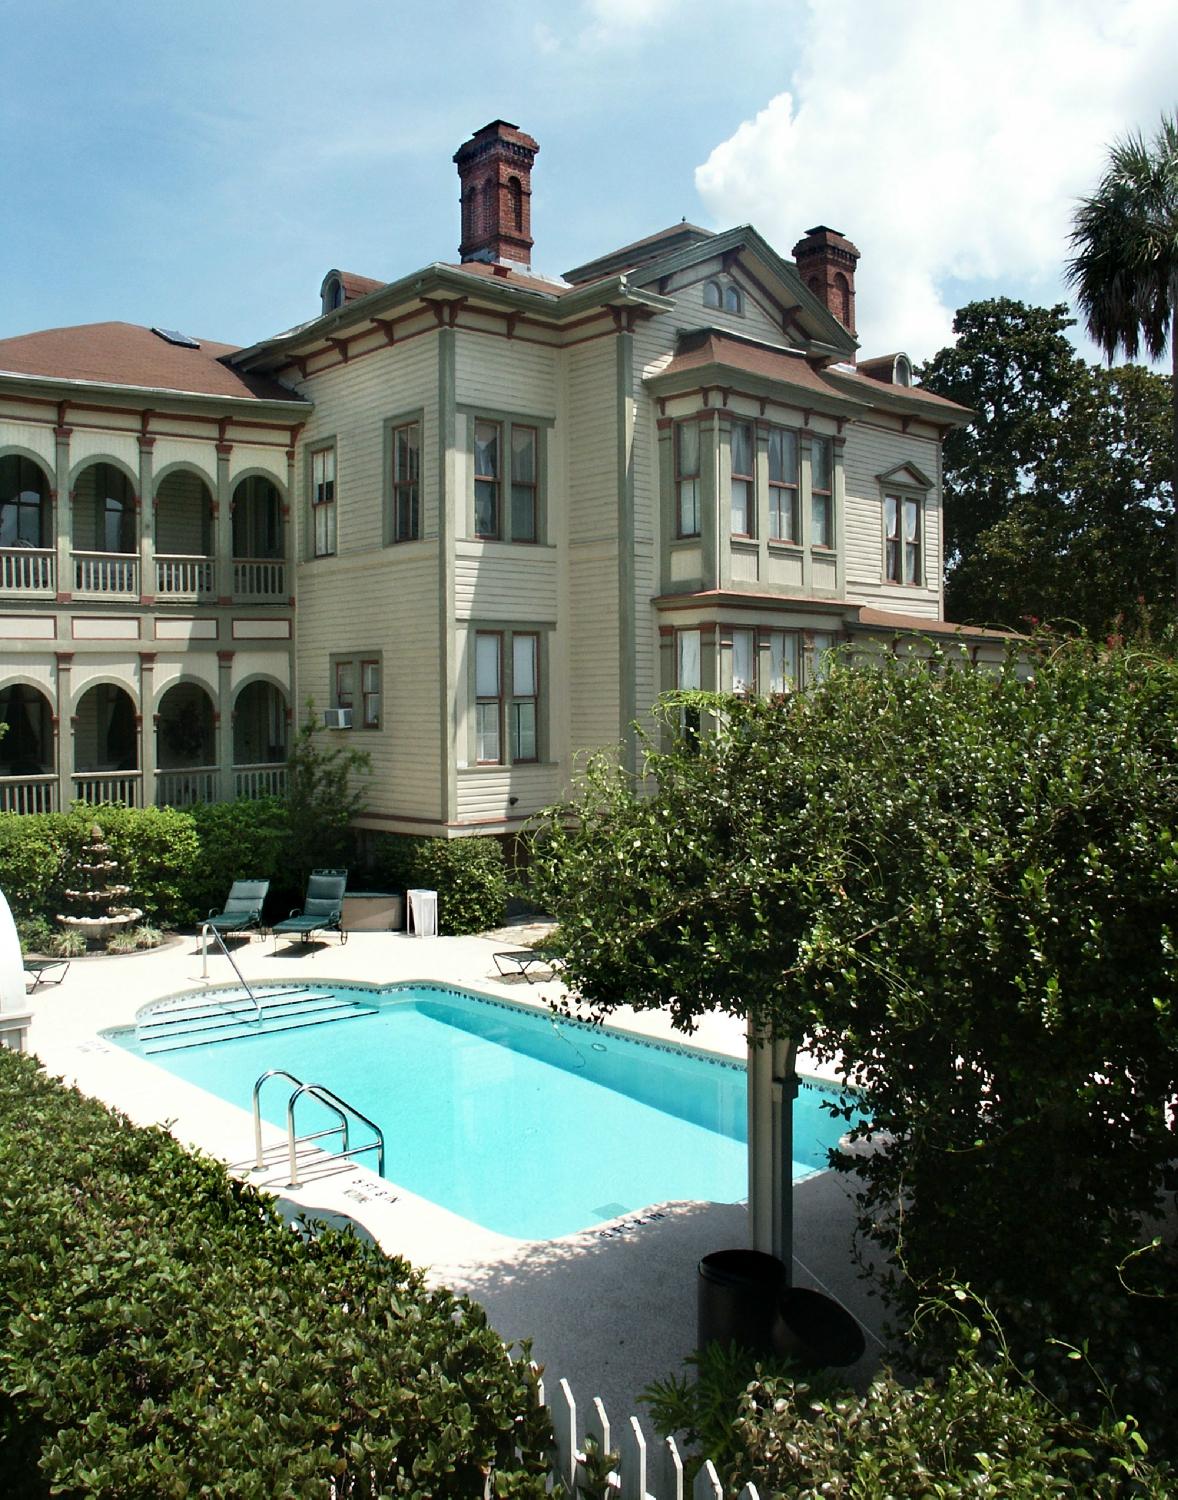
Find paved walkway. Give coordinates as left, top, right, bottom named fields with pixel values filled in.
left=21, top=927, right=886, bottom=1429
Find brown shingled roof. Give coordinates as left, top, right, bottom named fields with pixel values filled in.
left=337, top=272, right=386, bottom=302
left=0, top=322, right=304, bottom=403
left=441, top=262, right=568, bottom=297
left=652, top=329, right=868, bottom=405
left=828, top=364, right=971, bottom=417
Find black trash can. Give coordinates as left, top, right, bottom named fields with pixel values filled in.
left=697, top=1249, right=787, bottom=1356
left=774, top=1286, right=866, bottom=1368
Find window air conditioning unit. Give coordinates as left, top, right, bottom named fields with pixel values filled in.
left=322, top=707, right=353, bottom=729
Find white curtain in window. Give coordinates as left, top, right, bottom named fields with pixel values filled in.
left=476, top=634, right=500, bottom=697
left=731, top=628, right=754, bottom=693
left=769, top=630, right=798, bottom=694
left=677, top=629, right=701, bottom=690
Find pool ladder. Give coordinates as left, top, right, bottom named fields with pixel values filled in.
left=253, top=1069, right=385, bottom=1189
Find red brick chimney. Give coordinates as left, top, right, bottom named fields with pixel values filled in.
left=454, top=120, right=540, bottom=268
left=792, top=225, right=860, bottom=335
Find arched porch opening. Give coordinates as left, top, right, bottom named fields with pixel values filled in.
left=155, top=469, right=214, bottom=598
left=0, top=454, right=55, bottom=593
left=232, top=475, right=285, bottom=599
left=0, top=683, right=56, bottom=813
left=73, top=683, right=140, bottom=806
left=155, top=681, right=217, bottom=806
left=233, top=680, right=288, bottom=799
left=72, top=462, right=138, bottom=597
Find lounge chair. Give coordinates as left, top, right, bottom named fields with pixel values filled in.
left=204, top=879, right=270, bottom=939
left=492, top=944, right=565, bottom=984
left=272, top=869, right=348, bottom=949
left=24, top=956, right=71, bottom=990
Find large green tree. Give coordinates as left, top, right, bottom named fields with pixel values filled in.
left=529, top=646, right=1178, bottom=1442
left=1067, top=111, right=1178, bottom=604
left=921, top=300, right=1174, bottom=634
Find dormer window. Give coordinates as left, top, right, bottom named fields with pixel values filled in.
left=894, top=354, right=912, bottom=387
left=322, top=276, right=344, bottom=315
left=703, top=278, right=744, bottom=315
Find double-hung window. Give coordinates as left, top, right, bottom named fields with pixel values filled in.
left=332, top=654, right=381, bottom=729
left=884, top=493, right=922, bottom=585
left=391, top=421, right=420, bottom=542
left=474, top=421, right=501, bottom=539
left=730, top=422, right=754, bottom=536
left=361, top=660, right=381, bottom=728
left=768, top=630, right=799, bottom=694
left=511, top=427, right=538, bottom=543
left=768, top=427, right=799, bottom=542
left=311, top=447, right=337, bottom=557
left=475, top=633, right=502, bottom=763
left=811, top=437, right=833, bottom=548
left=676, top=422, right=700, bottom=538
left=730, top=627, right=755, bottom=694
left=511, top=634, right=539, bottom=761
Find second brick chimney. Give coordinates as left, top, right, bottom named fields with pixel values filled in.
left=792, top=225, right=860, bottom=336
left=454, top=120, right=540, bottom=269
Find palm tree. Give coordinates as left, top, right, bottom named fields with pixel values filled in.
left=1066, top=112, right=1178, bottom=609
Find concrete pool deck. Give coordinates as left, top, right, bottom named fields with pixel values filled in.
left=20, top=926, right=888, bottom=1429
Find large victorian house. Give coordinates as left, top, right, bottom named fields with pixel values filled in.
left=0, top=120, right=996, bottom=839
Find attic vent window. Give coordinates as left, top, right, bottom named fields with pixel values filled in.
left=323, top=276, right=344, bottom=314
left=151, top=327, right=200, bottom=349
left=703, top=279, right=743, bottom=315
left=894, top=354, right=912, bottom=387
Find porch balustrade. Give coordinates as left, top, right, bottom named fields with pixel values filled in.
left=0, top=547, right=55, bottom=594
left=233, top=763, right=288, bottom=799
left=0, top=775, right=58, bottom=814
left=72, top=770, right=143, bottom=807
left=155, top=767, right=218, bottom=807
left=155, top=555, right=215, bottom=598
left=233, top=558, right=286, bottom=599
left=73, top=551, right=139, bottom=598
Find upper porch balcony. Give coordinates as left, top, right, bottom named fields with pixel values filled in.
left=0, top=459, right=288, bottom=606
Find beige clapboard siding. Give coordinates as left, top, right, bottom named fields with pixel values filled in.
left=69, top=428, right=140, bottom=481
left=843, top=420, right=942, bottom=614
left=294, top=546, right=442, bottom=820
left=671, top=266, right=792, bottom=346
left=293, top=335, right=439, bottom=558
left=454, top=541, right=558, bottom=621
left=0, top=420, right=59, bottom=471
left=149, top=442, right=218, bottom=489
left=154, top=468, right=211, bottom=555
left=455, top=331, right=558, bottom=417
left=455, top=762, right=561, bottom=824
left=564, top=335, right=620, bottom=749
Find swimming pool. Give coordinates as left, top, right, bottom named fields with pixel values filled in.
left=110, top=983, right=853, bottom=1240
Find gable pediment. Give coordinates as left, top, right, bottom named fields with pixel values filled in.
left=876, top=461, right=933, bottom=490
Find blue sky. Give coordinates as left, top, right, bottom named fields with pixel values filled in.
left=1, top=0, right=1175, bottom=362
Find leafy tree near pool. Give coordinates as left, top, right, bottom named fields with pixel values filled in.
left=527, top=640, right=1178, bottom=1446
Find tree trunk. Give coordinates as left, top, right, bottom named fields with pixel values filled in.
left=1172, top=266, right=1178, bottom=614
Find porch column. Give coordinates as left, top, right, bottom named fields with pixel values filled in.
left=138, top=429, right=155, bottom=603
left=54, top=652, right=73, bottom=809
left=215, top=440, right=234, bottom=603
left=54, top=422, right=72, bottom=602
left=285, top=441, right=297, bottom=605
left=139, top=653, right=157, bottom=806
left=216, top=651, right=235, bottom=802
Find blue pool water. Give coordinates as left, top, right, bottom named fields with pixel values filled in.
left=111, top=984, right=853, bottom=1239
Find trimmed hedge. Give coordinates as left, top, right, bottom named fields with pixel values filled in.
left=0, top=1048, right=551, bottom=1497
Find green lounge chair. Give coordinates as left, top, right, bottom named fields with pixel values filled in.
left=273, top=869, right=348, bottom=949
left=204, top=879, right=270, bottom=939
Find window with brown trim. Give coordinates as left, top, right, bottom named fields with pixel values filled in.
left=511, top=633, right=538, bottom=761
left=811, top=436, right=833, bottom=548
left=311, top=446, right=336, bottom=557
left=334, top=660, right=354, bottom=714
left=675, top=422, right=700, bottom=538
left=768, top=427, right=799, bottom=542
left=391, top=421, right=420, bottom=543
left=474, top=421, right=500, bottom=539
left=730, top=422, right=754, bottom=536
left=475, top=631, right=502, bottom=762
left=361, top=659, right=381, bottom=728
left=510, top=426, right=538, bottom=543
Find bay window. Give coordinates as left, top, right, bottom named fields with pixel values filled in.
left=730, top=627, right=755, bottom=694
left=768, top=630, right=799, bottom=694
left=474, top=421, right=500, bottom=539
left=768, top=427, right=799, bottom=542
left=511, top=633, right=539, bottom=761
left=811, top=437, right=833, bottom=548
left=730, top=422, right=754, bottom=536
left=511, top=427, right=538, bottom=543
left=675, top=422, right=701, bottom=538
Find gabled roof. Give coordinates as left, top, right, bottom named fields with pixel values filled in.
left=0, top=322, right=305, bottom=404
left=825, top=363, right=971, bottom=422
left=563, top=223, right=716, bottom=285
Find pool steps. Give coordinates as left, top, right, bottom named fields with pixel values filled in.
left=136, top=990, right=377, bottom=1055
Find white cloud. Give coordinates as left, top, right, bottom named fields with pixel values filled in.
left=695, top=0, right=1178, bottom=359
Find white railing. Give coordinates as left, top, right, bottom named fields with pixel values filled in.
left=155, top=555, right=214, bottom=598
left=0, top=547, right=55, bottom=593
left=234, top=557, right=286, bottom=599
left=72, top=770, right=142, bottom=806
left=0, top=775, right=57, bottom=814
left=73, top=551, right=139, bottom=597
left=234, top=763, right=287, bottom=799
left=541, top=1370, right=760, bottom=1500
left=156, top=767, right=217, bottom=807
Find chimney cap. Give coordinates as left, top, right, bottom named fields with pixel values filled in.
left=793, top=225, right=861, bottom=261
left=453, top=119, right=539, bottom=165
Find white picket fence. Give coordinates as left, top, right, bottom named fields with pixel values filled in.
left=538, top=1369, right=760, bottom=1500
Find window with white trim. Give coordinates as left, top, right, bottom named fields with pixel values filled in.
left=768, top=629, right=800, bottom=694
left=811, top=437, right=833, bottom=548
left=311, top=446, right=336, bottom=557
left=730, top=627, right=755, bottom=694
left=885, top=493, right=922, bottom=585
left=675, top=422, right=701, bottom=538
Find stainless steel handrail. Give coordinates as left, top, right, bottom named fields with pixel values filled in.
left=251, top=1068, right=385, bottom=1188
left=200, top=922, right=263, bottom=1021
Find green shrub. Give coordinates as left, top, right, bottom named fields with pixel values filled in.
left=14, top=914, right=54, bottom=954
left=183, top=797, right=290, bottom=918
left=0, top=1048, right=552, bottom=1498
left=45, top=926, right=87, bottom=958
left=368, top=833, right=508, bottom=934
left=0, top=813, right=66, bottom=919
left=643, top=1339, right=1168, bottom=1497
left=51, top=804, right=199, bottom=926
left=131, top=923, right=163, bottom=949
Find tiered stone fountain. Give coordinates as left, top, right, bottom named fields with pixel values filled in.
left=56, top=823, right=142, bottom=945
